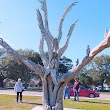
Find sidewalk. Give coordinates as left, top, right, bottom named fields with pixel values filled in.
left=0, top=89, right=110, bottom=100
left=0, top=89, right=42, bottom=96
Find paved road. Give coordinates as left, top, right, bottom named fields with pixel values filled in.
left=0, top=89, right=110, bottom=100
left=0, top=89, right=42, bottom=96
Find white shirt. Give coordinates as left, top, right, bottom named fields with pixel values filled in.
left=14, top=82, right=23, bottom=92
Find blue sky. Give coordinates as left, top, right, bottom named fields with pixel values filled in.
left=0, top=0, right=110, bottom=65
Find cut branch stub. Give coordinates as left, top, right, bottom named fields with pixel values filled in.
left=0, top=38, right=3, bottom=43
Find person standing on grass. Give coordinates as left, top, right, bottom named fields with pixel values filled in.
left=64, top=84, right=70, bottom=100
left=14, top=78, right=23, bottom=103
left=73, top=78, right=81, bottom=101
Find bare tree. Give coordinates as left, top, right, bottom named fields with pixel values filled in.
left=0, top=0, right=110, bottom=110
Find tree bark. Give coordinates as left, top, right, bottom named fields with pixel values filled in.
left=42, top=74, right=64, bottom=110
left=0, top=76, right=4, bottom=88
left=100, top=79, right=104, bottom=91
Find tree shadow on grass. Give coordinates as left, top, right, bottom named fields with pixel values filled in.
left=79, top=100, right=110, bottom=105
left=21, top=101, right=42, bottom=105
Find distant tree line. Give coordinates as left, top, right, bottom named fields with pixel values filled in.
left=78, top=55, right=110, bottom=91
left=0, top=49, right=73, bottom=88
left=0, top=49, right=110, bottom=91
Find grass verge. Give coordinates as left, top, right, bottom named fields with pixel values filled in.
left=0, top=94, right=110, bottom=110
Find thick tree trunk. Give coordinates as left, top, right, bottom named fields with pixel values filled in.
left=100, top=79, right=104, bottom=91
left=0, top=76, right=4, bottom=88
left=24, top=73, right=29, bottom=89
left=42, top=74, right=64, bottom=110
left=24, top=78, right=28, bottom=89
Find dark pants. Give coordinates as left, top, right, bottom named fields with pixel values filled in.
left=16, top=92, right=22, bottom=102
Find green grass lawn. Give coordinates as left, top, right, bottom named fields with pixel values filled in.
left=100, top=92, right=110, bottom=94
left=64, top=99, right=110, bottom=110
left=0, top=94, right=41, bottom=110
left=0, top=94, right=110, bottom=110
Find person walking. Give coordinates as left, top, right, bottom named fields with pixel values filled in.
left=64, top=84, right=70, bottom=100
left=14, top=78, right=23, bottom=103
left=73, top=78, right=81, bottom=101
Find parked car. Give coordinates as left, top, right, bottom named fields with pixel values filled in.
left=70, top=86, right=99, bottom=98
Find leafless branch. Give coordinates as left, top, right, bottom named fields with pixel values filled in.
left=57, top=2, right=77, bottom=43
left=0, top=38, right=44, bottom=77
